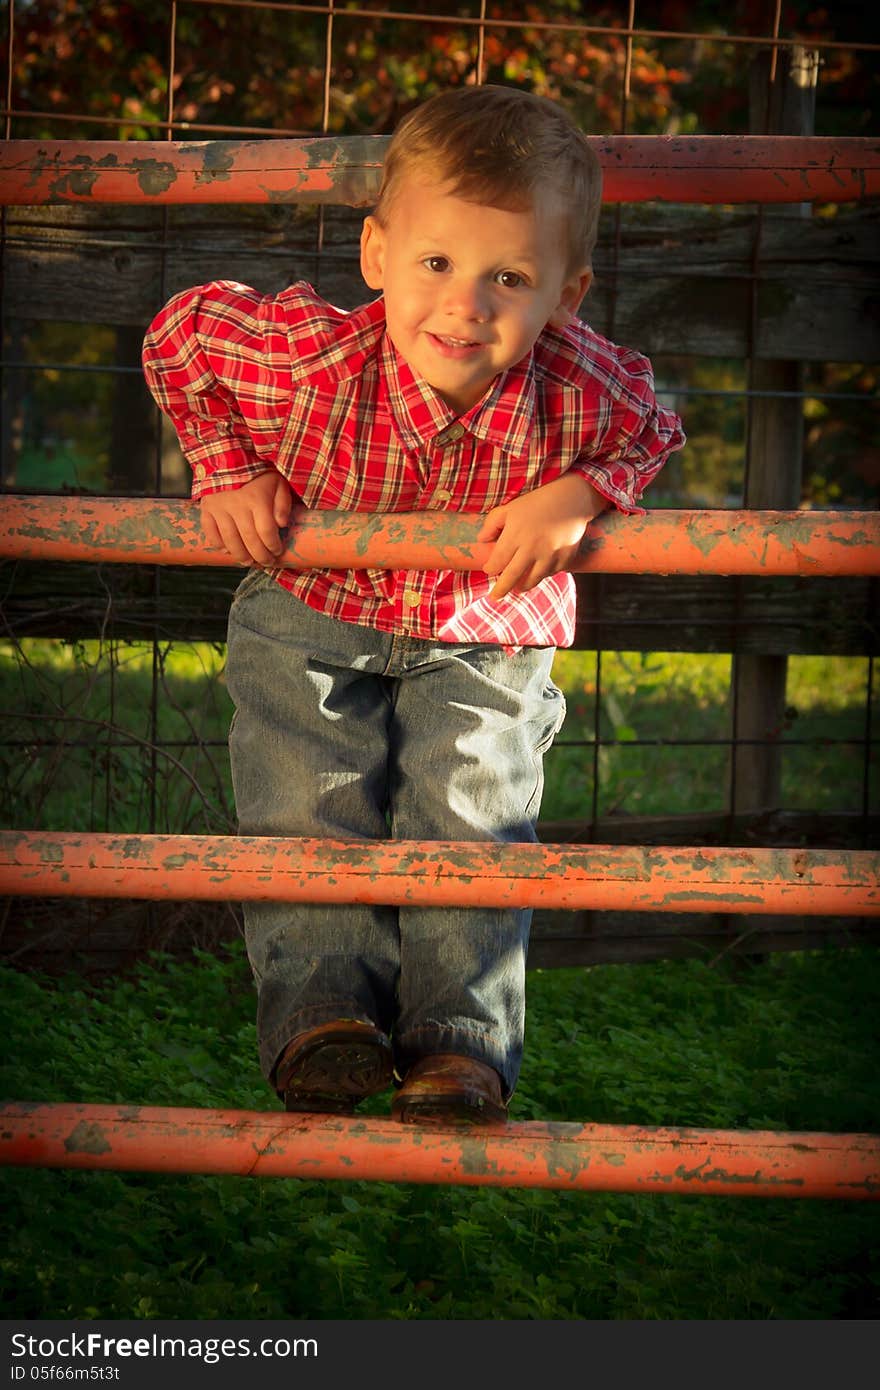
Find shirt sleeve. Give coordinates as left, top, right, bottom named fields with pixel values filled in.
left=141, top=280, right=294, bottom=500
left=570, top=343, right=685, bottom=514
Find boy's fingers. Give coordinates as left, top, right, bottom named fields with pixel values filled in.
left=477, top=508, right=506, bottom=544
left=490, top=550, right=563, bottom=599
left=199, top=509, right=224, bottom=552
left=488, top=552, right=528, bottom=600
left=273, top=477, right=293, bottom=528
left=489, top=575, right=517, bottom=600
left=482, top=528, right=521, bottom=577
left=209, top=509, right=271, bottom=566
left=516, top=562, right=545, bottom=593
left=235, top=515, right=283, bottom=566
left=212, top=514, right=253, bottom=566
left=252, top=509, right=285, bottom=556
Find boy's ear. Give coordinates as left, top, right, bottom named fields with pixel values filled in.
left=360, top=216, right=386, bottom=290
left=548, top=267, right=593, bottom=329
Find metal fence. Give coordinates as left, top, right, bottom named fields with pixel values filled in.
left=0, top=0, right=877, bottom=971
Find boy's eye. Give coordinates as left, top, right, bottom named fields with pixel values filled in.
left=424, top=256, right=450, bottom=273
left=496, top=270, right=525, bottom=288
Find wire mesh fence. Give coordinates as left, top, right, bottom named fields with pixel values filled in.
left=1, top=0, right=877, bottom=969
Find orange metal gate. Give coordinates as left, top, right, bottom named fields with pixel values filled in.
left=1, top=127, right=878, bottom=1197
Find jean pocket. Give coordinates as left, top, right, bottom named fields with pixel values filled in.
left=535, top=680, right=566, bottom=753
left=232, top=567, right=274, bottom=606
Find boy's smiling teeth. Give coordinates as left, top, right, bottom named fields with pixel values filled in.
left=434, top=333, right=480, bottom=347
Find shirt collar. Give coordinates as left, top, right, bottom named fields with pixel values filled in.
left=378, top=323, right=537, bottom=458
left=287, top=292, right=388, bottom=386
left=291, top=292, right=537, bottom=457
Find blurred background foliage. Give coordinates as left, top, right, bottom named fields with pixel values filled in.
left=7, top=1, right=878, bottom=138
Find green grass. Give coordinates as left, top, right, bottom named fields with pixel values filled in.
left=1, top=641, right=875, bottom=830
left=1, top=943, right=878, bottom=1320
left=0, top=640, right=236, bottom=833
left=546, top=650, right=876, bottom=820
left=1, top=640, right=877, bottom=1318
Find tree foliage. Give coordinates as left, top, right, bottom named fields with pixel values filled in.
left=6, top=0, right=877, bottom=139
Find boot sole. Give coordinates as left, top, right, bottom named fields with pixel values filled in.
left=391, top=1093, right=508, bottom=1126
left=281, top=1030, right=393, bottom=1113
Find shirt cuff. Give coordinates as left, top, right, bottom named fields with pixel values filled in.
left=183, top=439, right=273, bottom=501
left=569, top=461, right=647, bottom=516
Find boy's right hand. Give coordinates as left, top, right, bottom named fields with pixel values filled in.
left=199, top=471, right=293, bottom=566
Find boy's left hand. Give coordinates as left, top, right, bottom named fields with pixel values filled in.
left=477, top=473, right=607, bottom=600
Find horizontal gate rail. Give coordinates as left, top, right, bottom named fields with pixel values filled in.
left=2, top=497, right=877, bottom=578
left=1, top=833, right=877, bottom=916
left=0, top=1102, right=876, bottom=1198
left=2, top=135, right=877, bottom=207
left=3, top=129, right=878, bottom=1205
left=1, top=1102, right=877, bottom=1198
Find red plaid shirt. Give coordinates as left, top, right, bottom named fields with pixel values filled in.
left=142, top=281, right=684, bottom=648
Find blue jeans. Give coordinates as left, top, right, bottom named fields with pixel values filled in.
left=225, top=571, right=565, bottom=1099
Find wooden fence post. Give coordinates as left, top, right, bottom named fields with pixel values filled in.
left=730, top=45, right=819, bottom=814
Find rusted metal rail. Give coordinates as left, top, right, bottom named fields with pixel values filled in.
left=1, top=135, right=877, bottom=206
left=3, top=104, right=877, bottom=1212
left=1, top=1102, right=877, bottom=1198
left=2, top=497, right=878, bottom=578
left=1, top=833, right=877, bottom=916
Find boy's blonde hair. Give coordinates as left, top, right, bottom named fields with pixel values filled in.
left=374, top=85, right=603, bottom=273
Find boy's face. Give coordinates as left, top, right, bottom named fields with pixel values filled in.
left=361, top=178, right=592, bottom=414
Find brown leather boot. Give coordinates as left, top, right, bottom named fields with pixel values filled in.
left=391, top=1053, right=508, bottom=1126
left=276, top=1020, right=393, bottom=1114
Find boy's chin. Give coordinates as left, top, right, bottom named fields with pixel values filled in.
left=429, top=380, right=493, bottom=414
left=422, top=365, right=502, bottom=413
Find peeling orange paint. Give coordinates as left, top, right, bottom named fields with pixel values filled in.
left=1, top=1102, right=877, bottom=1198
left=1, top=497, right=878, bottom=578
left=1, top=136, right=877, bottom=206
left=0, top=832, right=876, bottom=916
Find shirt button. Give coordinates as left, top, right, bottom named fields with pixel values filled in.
left=402, top=588, right=421, bottom=608
left=436, top=422, right=466, bottom=445
left=194, top=464, right=206, bottom=480
left=434, top=488, right=453, bottom=503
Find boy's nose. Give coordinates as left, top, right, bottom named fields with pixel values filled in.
left=442, top=276, right=491, bottom=322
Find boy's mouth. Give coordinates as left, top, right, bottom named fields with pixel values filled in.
left=427, top=332, right=485, bottom=357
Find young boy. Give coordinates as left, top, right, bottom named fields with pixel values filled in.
left=142, top=85, right=684, bottom=1126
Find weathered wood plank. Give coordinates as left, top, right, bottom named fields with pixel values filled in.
left=526, top=913, right=878, bottom=966
left=537, top=810, right=879, bottom=848
left=572, top=572, right=879, bottom=656
left=1, top=900, right=874, bottom=974
left=2, top=563, right=876, bottom=655
left=731, top=49, right=815, bottom=816
left=4, top=204, right=877, bottom=360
